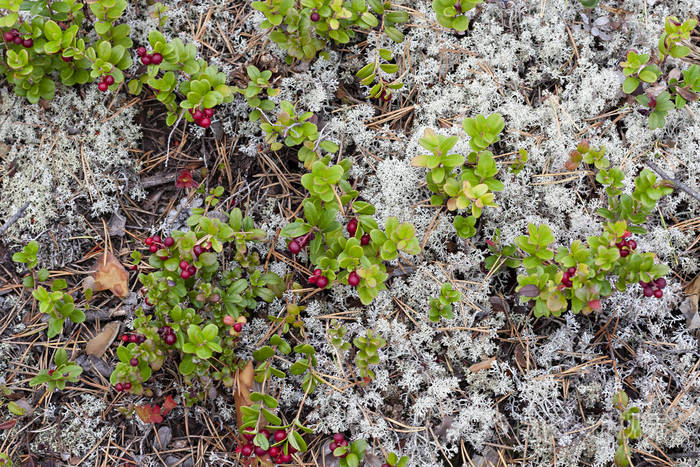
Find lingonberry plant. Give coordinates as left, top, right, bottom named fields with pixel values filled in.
left=13, top=241, right=85, bottom=338
left=620, top=17, right=699, bottom=129
left=432, top=0, right=482, bottom=31
left=252, top=0, right=408, bottom=61
left=110, top=200, right=284, bottom=398
left=0, top=0, right=132, bottom=102
left=353, top=330, right=385, bottom=380
left=330, top=435, right=368, bottom=467
left=355, top=47, right=404, bottom=101
left=127, top=30, right=233, bottom=127
left=29, top=348, right=83, bottom=391
left=382, top=452, right=410, bottom=467
left=233, top=65, right=280, bottom=122
left=564, top=140, right=609, bottom=171
left=429, top=283, right=461, bottom=322
left=613, top=390, right=642, bottom=467
left=411, top=112, right=505, bottom=239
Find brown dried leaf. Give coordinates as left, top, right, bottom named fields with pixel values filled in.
left=683, top=274, right=700, bottom=329
left=234, top=360, right=254, bottom=429
left=85, top=321, right=120, bottom=357
left=92, top=251, right=128, bottom=298
left=469, top=357, right=496, bottom=373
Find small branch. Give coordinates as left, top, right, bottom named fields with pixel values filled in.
left=0, top=201, right=30, bottom=236
left=645, top=159, right=700, bottom=203
left=165, top=111, right=186, bottom=168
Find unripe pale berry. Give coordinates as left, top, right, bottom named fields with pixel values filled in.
left=223, top=315, right=235, bottom=326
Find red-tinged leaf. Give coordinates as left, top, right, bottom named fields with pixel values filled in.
left=0, top=418, right=17, bottom=430
left=135, top=404, right=164, bottom=423
left=161, top=395, right=177, bottom=416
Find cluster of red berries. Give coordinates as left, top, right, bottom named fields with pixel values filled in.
left=615, top=231, right=637, bottom=258
left=288, top=232, right=314, bottom=255
left=640, top=277, right=666, bottom=298
left=145, top=235, right=173, bottom=253
left=158, top=326, right=177, bottom=345
left=114, top=381, right=132, bottom=392
left=329, top=433, right=349, bottom=457
left=239, top=430, right=293, bottom=464
left=178, top=259, right=197, bottom=279
left=3, top=29, right=32, bottom=47
left=121, top=333, right=145, bottom=344
left=560, top=267, right=577, bottom=288
left=135, top=46, right=163, bottom=65
left=188, top=107, right=215, bottom=128
left=308, top=268, right=329, bottom=288
left=97, top=74, right=115, bottom=92
left=346, top=218, right=371, bottom=245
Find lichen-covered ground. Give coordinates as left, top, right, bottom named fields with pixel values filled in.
left=1, top=0, right=699, bottom=465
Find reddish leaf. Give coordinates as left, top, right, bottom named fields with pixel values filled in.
left=161, top=395, right=177, bottom=416
left=135, top=404, right=163, bottom=424
left=0, top=418, right=17, bottom=430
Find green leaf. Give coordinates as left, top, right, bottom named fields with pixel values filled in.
left=44, top=20, right=62, bottom=41
left=253, top=345, right=275, bottom=361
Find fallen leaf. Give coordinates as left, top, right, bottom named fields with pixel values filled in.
left=136, top=404, right=163, bottom=424
left=233, top=360, right=254, bottom=429
left=154, top=425, right=172, bottom=451
left=0, top=419, right=17, bottom=430
left=85, top=321, right=120, bottom=357
left=683, top=273, right=700, bottom=330
left=469, top=357, right=496, bottom=373
left=91, top=251, right=129, bottom=298
left=161, top=395, right=177, bottom=416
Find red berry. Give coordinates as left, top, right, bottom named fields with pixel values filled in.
left=278, top=454, right=292, bottom=463
left=150, top=52, right=163, bottom=64
left=269, top=446, right=280, bottom=458
left=192, top=110, right=204, bottom=121
left=138, top=335, right=146, bottom=343
left=562, top=279, right=572, bottom=288
left=316, top=276, right=329, bottom=288
left=121, top=335, right=129, bottom=343
left=145, top=298, right=153, bottom=306
left=241, top=444, right=254, bottom=457
left=115, top=383, right=124, bottom=391
left=381, top=464, right=391, bottom=467
left=145, top=237, right=154, bottom=246
left=643, top=287, right=654, bottom=297
left=23, top=38, right=33, bottom=48
left=61, top=55, right=72, bottom=62
left=104, top=75, right=115, bottom=85
left=621, top=230, right=631, bottom=239
left=204, top=108, right=215, bottom=117
left=13, top=36, right=21, bottom=44
left=273, top=430, right=287, bottom=442
left=567, top=267, right=576, bottom=275
left=223, top=315, right=235, bottom=326
left=308, top=275, right=318, bottom=285
left=254, top=446, right=267, bottom=456
left=333, top=433, right=345, bottom=443
left=177, top=261, right=188, bottom=271
left=260, top=429, right=271, bottom=438
left=130, top=357, right=138, bottom=367
left=347, top=271, right=360, bottom=287
left=242, top=432, right=255, bottom=441
left=654, top=289, right=663, bottom=298
left=310, top=11, right=320, bottom=21
left=337, top=439, right=348, bottom=447
left=655, top=278, right=667, bottom=289
left=233, top=323, right=243, bottom=332
left=48, top=369, right=55, bottom=376
left=3, top=32, right=14, bottom=41
left=620, top=249, right=630, bottom=258
left=124, top=382, right=132, bottom=390
left=136, top=46, right=147, bottom=57
left=329, top=442, right=337, bottom=452
left=141, top=55, right=151, bottom=65
left=627, top=239, right=637, bottom=250
left=152, top=235, right=161, bottom=245
left=288, top=239, right=301, bottom=254
left=130, top=335, right=138, bottom=343
left=639, top=280, right=648, bottom=287
left=98, top=82, right=108, bottom=92
left=199, top=117, right=211, bottom=128
left=313, top=268, right=322, bottom=276
left=149, top=244, right=158, bottom=253
left=193, top=244, right=203, bottom=256
left=187, top=265, right=196, bottom=275
left=165, top=334, right=176, bottom=345
left=181, top=270, right=190, bottom=279
left=347, top=218, right=358, bottom=236
left=361, top=233, right=370, bottom=245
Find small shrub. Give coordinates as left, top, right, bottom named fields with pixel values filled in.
left=29, top=348, right=83, bottom=391
left=613, top=390, right=642, bottom=467
left=620, top=16, right=699, bottom=129
left=432, top=0, right=482, bottom=32
left=429, top=283, right=461, bottom=322
left=356, top=47, right=404, bottom=101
